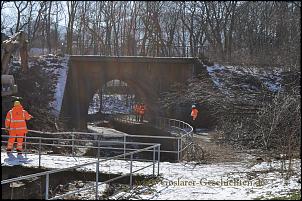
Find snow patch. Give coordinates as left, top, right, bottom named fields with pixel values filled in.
left=1, top=152, right=300, bottom=200
left=206, top=63, right=283, bottom=93
left=53, top=55, right=70, bottom=116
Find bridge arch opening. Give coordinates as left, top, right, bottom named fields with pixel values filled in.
left=88, top=79, right=134, bottom=115
left=87, top=79, right=148, bottom=123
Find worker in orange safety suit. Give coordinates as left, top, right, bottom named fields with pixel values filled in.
left=139, top=103, right=146, bottom=123
left=133, top=103, right=140, bottom=122
left=5, top=100, right=33, bottom=156
left=191, top=104, right=199, bottom=133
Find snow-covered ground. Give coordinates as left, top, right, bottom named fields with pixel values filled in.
left=87, top=125, right=130, bottom=137
left=139, top=160, right=301, bottom=200
left=1, top=151, right=300, bottom=200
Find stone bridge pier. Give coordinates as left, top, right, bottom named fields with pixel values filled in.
left=60, top=56, right=202, bottom=130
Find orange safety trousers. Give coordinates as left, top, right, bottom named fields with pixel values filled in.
left=7, top=133, right=26, bottom=152
left=191, top=108, right=199, bottom=121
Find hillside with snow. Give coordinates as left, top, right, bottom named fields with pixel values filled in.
left=38, top=54, right=70, bottom=116
left=206, top=64, right=283, bottom=93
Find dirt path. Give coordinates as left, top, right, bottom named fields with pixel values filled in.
left=193, top=129, right=253, bottom=164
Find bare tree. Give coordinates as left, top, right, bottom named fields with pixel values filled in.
left=13, top=1, right=29, bottom=33
left=45, top=1, right=52, bottom=53
left=66, top=1, right=79, bottom=54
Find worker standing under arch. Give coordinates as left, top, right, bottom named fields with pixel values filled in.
left=139, top=103, right=146, bottom=123
left=5, top=100, right=33, bottom=158
left=133, top=103, right=140, bottom=122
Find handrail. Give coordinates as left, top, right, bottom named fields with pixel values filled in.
left=1, top=115, right=193, bottom=199
left=0, top=134, right=169, bottom=166
left=1, top=143, right=161, bottom=200
left=1, top=144, right=159, bottom=185
left=112, top=115, right=194, bottom=161
left=112, top=115, right=193, bottom=136
left=1, top=115, right=193, bottom=161
left=1, top=127, right=180, bottom=139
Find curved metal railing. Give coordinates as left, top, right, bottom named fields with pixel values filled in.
left=112, top=114, right=194, bottom=161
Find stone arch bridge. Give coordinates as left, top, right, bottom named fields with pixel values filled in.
left=60, top=56, right=203, bottom=130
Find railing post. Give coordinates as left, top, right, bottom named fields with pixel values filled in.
left=96, top=161, right=99, bottom=200
left=39, top=137, right=42, bottom=168
left=72, top=133, right=75, bottom=156
left=123, top=135, right=126, bottom=159
left=130, top=153, right=133, bottom=189
left=97, top=140, right=100, bottom=159
left=157, top=145, right=160, bottom=176
left=96, top=137, right=101, bottom=199
left=177, top=138, right=180, bottom=161
left=45, top=173, right=49, bottom=200
left=24, top=135, right=27, bottom=158
left=153, top=147, right=155, bottom=177
left=180, top=137, right=183, bottom=161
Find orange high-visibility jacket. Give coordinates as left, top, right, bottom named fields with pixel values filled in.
left=5, top=105, right=33, bottom=135
left=139, top=105, right=145, bottom=115
left=191, top=108, right=198, bottom=120
left=134, top=104, right=139, bottom=114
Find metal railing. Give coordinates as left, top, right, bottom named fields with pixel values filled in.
left=1, top=115, right=193, bottom=163
left=1, top=115, right=192, bottom=199
left=1, top=142, right=160, bottom=200
left=1, top=130, right=157, bottom=167
left=113, top=115, right=194, bottom=161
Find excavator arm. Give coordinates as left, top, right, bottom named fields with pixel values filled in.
left=1, top=30, right=29, bottom=97
left=1, top=30, right=29, bottom=74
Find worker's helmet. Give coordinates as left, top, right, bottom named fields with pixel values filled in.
left=192, top=105, right=196, bottom=108
left=14, top=100, right=21, bottom=106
